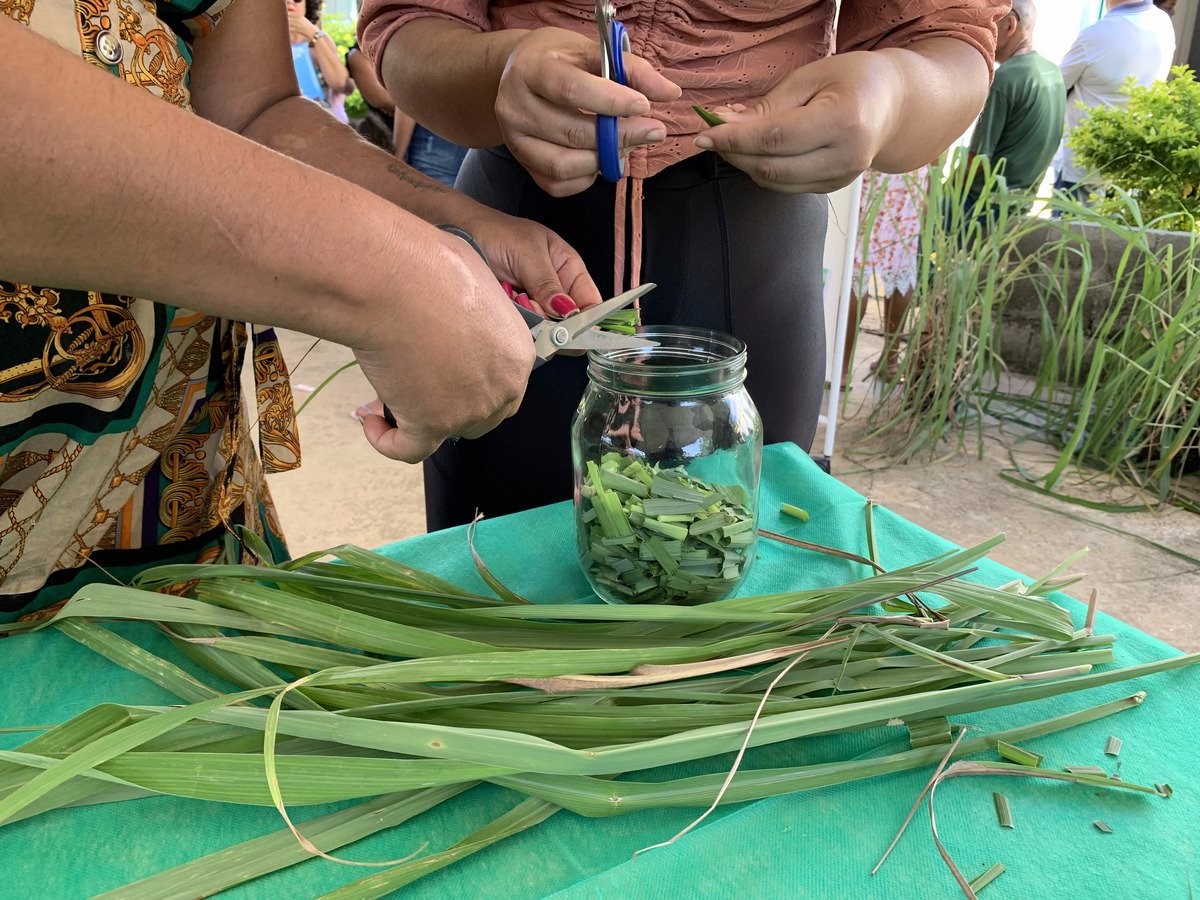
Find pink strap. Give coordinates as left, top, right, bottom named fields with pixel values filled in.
left=613, top=177, right=628, bottom=297
left=611, top=173, right=646, bottom=323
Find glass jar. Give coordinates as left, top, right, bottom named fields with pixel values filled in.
left=571, top=326, right=763, bottom=605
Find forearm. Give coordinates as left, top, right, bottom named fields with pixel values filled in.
left=311, top=34, right=351, bottom=93
left=348, top=50, right=395, bottom=111
left=0, top=19, right=434, bottom=351
left=871, top=38, right=991, bottom=173
left=378, top=18, right=526, bottom=148
left=241, top=95, right=483, bottom=228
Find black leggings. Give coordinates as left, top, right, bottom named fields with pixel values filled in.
left=424, top=147, right=828, bottom=532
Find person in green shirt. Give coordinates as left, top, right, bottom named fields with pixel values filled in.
left=966, top=0, right=1066, bottom=202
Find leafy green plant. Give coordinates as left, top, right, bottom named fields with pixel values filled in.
left=1068, top=66, right=1200, bottom=231
left=322, top=14, right=369, bottom=120
left=858, top=150, right=1200, bottom=513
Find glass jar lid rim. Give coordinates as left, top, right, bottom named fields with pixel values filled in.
left=589, top=325, right=747, bottom=376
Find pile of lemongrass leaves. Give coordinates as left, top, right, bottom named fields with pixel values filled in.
left=2, top=533, right=1197, bottom=899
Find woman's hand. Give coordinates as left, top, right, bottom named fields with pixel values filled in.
left=496, top=27, right=681, bottom=197
left=356, top=230, right=537, bottom=463
left=694, top=40, right=990, bottom=194
left=465, top=210, right=604, bottom=318
left=286, top=11, right=318, bottom=45
left=694, top=52, right=904, bottom=194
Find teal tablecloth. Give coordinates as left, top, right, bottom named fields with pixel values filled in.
left=2, top=444, right=1197, bottom=898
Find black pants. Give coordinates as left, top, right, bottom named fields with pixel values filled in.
left=424, top=147, right=828, bottom=531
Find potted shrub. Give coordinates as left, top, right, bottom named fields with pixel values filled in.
left=1067, top=65, right=1200, bottom=232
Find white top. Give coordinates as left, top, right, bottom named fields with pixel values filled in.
left=1056, top=0, right=1176, bottom=182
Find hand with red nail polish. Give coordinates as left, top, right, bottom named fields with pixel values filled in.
left=549, top=294, right=579, bottom=318
left=459, top=210, right=604, bottom=319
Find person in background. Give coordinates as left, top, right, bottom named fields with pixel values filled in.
left=287, top=0, right=352, bottom=121
left=1153, top=0, right=1177, bottom=16
left=344, top=44, right=468, bottom=189
left=965, top=0, right=1065, bottom=203
left=840, top=169, right=930, bottom=387
left=1055, top=0, right=1176, bottom=198
left=358, top=0, right=1005, bottom=532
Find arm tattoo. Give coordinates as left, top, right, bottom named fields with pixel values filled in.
left=386, top=161, right=449, bottom=193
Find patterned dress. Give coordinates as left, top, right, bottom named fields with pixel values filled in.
left=853, top=167, right=932, bottom=298
left=0, top=0, right=299, bottom=617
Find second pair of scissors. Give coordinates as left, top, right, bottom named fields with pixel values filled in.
left=595, top=1, right=629, bottom=183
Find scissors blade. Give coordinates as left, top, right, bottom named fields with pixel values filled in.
left=567, top=328, right=659, bottom=353
left=560, top=283, right=657, bottom=339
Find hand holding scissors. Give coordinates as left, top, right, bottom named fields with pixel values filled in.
left=381, top=227, right=656, bottom=429
left=493, top=10, right=679, bottom=197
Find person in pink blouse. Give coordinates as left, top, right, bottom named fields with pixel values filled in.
left=358, top=0, right=1007, bottom=530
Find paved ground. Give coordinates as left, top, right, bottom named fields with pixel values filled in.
left=266, top=321, right=1200, bottom=651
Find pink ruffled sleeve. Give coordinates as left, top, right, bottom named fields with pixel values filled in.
left=357, top=0, right=492, bottom=81
left=837, top=0, right=1005, bottom=69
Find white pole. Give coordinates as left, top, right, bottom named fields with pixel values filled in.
left=822, top=173, right=864, bottom=461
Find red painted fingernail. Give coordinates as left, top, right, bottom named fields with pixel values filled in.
left=550, top=294, right=579, bottom=318
left=500, top=281, right=516, bottom=298
left=514, top=293, right=536, bottom=311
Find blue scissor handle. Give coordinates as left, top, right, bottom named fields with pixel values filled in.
left=597, top=19, right=629, bottom=183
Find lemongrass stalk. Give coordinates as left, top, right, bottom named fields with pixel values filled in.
left=316, top=797, right=561, bottom=900
left=99, top=786, right=473, bottom=900
left=0, top=688, right=275, bottom=826
left=172, top=653, right=1199, bottom=783
left=491, top=694, right=1147, bottom=816
left=54, top=619, right=220, bottom=704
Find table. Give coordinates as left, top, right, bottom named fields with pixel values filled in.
left=2, top=444, right=1196, bottom=899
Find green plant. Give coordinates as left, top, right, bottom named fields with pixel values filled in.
left=322, top=14, right=369, bottom=120
left=858, top=151, right=1200, bottom=513
left=1068, top=66, right=1200, bottom=231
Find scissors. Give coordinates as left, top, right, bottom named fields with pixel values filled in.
left=595, top=0, right=629, bottom=183
left=381, top=226, right=657, bottom=429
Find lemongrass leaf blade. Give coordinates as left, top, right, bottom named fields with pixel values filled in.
left=99, top=785, right=473, bottom=900
left=315, top=798, right=561, bottom=900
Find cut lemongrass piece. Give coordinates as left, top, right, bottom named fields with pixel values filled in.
left=1093, top=820, right=1114, bottom=834
left=968, top=863, right=1006, bottom=893
left=1105, top=736, right=1123, bottom=757
left=780, top=503, right=810, bottom=522
left=996, top=740, right=1044, bottom=768
left=692, top=104, right=727, bottom=127
left=993, top=792, right=1014, bottom=829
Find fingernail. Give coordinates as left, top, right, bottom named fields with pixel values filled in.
left=514, top=293, right=536, bottom=311
left=500, top=281, right=516, bottom=298
left=550, top=294, right=579, bottom=318
left=694, top=136, right=714, bottom=150
left=645, top=129, right=666, bottom=143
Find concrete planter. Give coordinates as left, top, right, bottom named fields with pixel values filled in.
left=999, top=219, right=1194, bottom=376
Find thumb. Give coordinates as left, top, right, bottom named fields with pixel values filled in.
left=360, top=413, right=440, bottom=464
